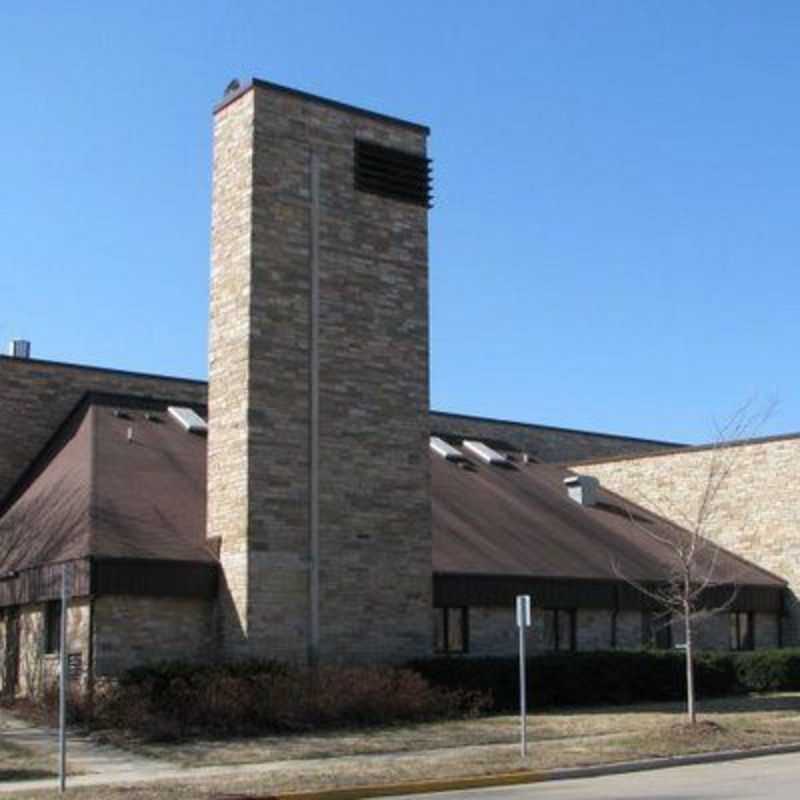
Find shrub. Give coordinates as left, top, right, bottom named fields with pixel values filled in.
left=82, top=661, right=489, bottom=739
left=409, top=650, right=739, bottom=711
left=732, top=649, right=800, bottom=692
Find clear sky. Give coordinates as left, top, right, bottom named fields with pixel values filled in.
left=2, top=2, right=798, bottom=444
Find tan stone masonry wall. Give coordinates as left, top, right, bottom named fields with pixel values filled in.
left=93, top=595, right=214, bottom=676
left=573, top=438, right=799, bottom=644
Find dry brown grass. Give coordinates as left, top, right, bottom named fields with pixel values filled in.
left=0, top=737, right=55, bottom=782
left=9, top=693, right=800, bottom=799
left=103, top=691, right=800, bottom=768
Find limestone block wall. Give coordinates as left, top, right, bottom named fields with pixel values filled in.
left=0, top=355, right=206, bottom=500
left=209, top=81, right=432, bottom=664
left=93, top=596, right=215, bottom=676
left=573, top=438, right=800, bottom=644
left=0, top=599, right=90, bottom=696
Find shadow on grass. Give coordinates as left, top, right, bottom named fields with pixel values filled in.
left=533, top=693, right=800, bottom=718
left=0, top=768, right=55, bottom=781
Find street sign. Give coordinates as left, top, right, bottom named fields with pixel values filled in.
left=516, top=594, right=532, bottom=758
left=516, top=594, right=531, bottom=628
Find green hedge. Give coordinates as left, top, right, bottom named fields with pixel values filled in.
left=409, top=649, right=800, bottom=711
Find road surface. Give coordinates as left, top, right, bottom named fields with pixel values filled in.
left=397, top=752, right=800, bottom=800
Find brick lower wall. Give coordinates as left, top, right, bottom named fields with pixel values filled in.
left=93, top=596, right=215, bottom=676
left=0, top=599, right=90, bottom=697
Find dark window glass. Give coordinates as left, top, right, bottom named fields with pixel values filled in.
left=44, top=600, right=61, bottom=655
left=643, top=611, right=673, bottom=649
left=543, top=609, right=575, bottom=651
left=730, top=612, right=755, bottom=651
left=435, top=607, right=468, bottom=654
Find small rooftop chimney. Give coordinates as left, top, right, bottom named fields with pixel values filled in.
left=564, top=474, right=600, bottom=507
left=8, top=339, right=31, bottom=359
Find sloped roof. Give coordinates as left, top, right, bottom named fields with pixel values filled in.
left=431, top=444, right=784, bottom=588
left=0, top=395, right=785, bottom=593
left=0, top=393, right=214, bottom=573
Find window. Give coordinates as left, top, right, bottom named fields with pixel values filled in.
left=435, top=607, right=468, bottom=654
left=730, top=612, right=754, bottom=651
left=542, top=609, right=576, bottom=651
left=643, top=610, right=673, bottom=649
left=44, top=600, right=62, bottom=655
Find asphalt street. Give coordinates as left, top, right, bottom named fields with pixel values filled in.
left=396, top=753, right=800, bottom=800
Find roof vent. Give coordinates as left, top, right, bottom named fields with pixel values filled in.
left=430, top=437, right=464, bottom=461
left=564, top=475, right=600, bottom=507
left=8, top=339, right=31, bottom=359
left=463, top=440, right=507, bottom=465
left=168, top=406, right=208, bottom=434
left=354, top=139, right=432, bottom=207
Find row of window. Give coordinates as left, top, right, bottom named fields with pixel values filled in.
left=435, top=607, right=758, bottom=655
left=435, top=607, right=577, bottom=654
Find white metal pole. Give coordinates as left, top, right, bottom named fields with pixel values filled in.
left=519, top=617, right=527, bottom=757
left=58, top=563, right=68, bottom=794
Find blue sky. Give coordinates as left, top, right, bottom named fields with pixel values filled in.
left=2, top=1, right=798, bottom=443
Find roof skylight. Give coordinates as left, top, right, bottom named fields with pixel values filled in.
left=168, top=406, right=208, bottom=434
left=463, top=440, right=507, bottom=465
left=430, top=437, right=464, bottom=461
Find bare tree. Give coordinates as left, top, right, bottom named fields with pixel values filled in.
left=612, top=400, right=774, bottom=725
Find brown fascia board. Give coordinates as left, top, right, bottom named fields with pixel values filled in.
left=569, top=430, right=800, bottom=468
left=212, top=78, right=431, bottom=135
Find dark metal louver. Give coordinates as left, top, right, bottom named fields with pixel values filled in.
left=354, top=139, right=432, bottom=207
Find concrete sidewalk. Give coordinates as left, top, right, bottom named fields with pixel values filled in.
left=2, top=710, right=800, bottom=798
left=0, top=710, right=178, bottom=789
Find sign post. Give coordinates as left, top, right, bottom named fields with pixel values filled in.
left=516, top=594, right=532, bottom=757
left=58, top=563, right=70, bottom=794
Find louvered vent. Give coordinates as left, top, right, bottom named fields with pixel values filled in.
left=354, top=139, right=432, bottom=207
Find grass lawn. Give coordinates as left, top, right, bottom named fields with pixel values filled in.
left=10, top=693, right=800, bottom=799
left=0, top=736, right=56, bottom=782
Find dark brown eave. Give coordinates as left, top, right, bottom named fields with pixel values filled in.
left=434, top=573, right=784, bottom=614
left=0, top=557, right=218, bottom=608
left=213, top=78, right=430, bottom=134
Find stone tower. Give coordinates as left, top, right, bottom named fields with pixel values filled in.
left=208, top=79, right=432, bottom=664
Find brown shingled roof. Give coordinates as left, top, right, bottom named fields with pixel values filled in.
left=431, top=446, right=784, bottom=588
left=0, top=394, right=214, bottom=574
left=0, top=397, right=784, bottom=595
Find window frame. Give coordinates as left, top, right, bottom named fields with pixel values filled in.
left=543, top=608, right=576, bottom=652
left=730, top=611, right=755, bottom=651
left=435, top=607, right=469, bottom=655
left=43, top=599, right=62, bottom=655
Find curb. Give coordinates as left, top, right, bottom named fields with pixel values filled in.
left=265, top=742, right=800, bottom=800
left=262, top=771, right=548, bottom=800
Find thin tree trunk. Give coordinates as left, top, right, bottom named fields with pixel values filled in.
left=684, top=606, right=696, bottom=725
